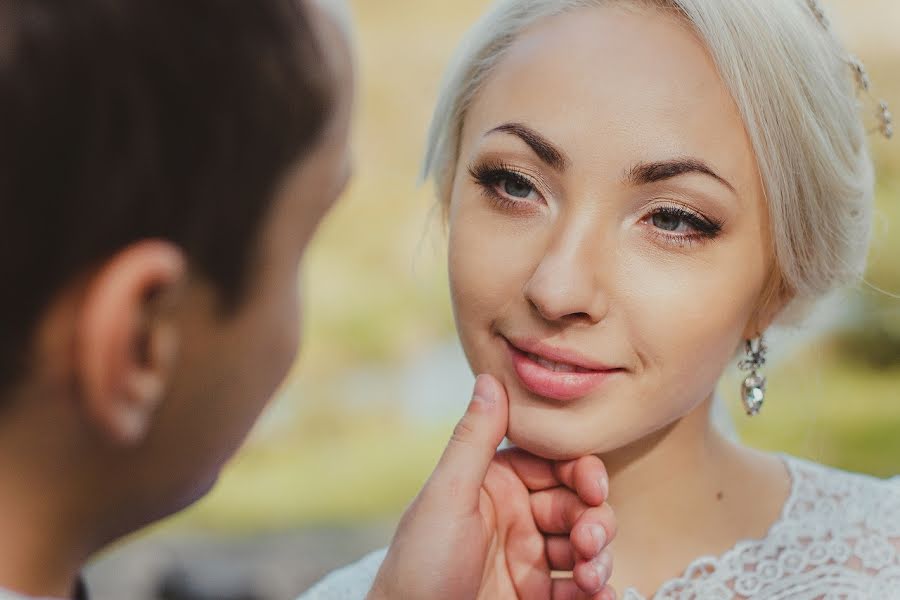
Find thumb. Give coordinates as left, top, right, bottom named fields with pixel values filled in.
left=426, top=374, right=509, bottom=510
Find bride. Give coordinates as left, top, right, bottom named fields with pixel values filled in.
left=305, top=0, right=899, bottom=597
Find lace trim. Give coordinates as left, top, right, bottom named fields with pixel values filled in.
left=622, top=455, right=900, bottom=600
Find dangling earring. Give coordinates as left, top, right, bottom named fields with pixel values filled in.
left=738, top=336, right=767, bottom=416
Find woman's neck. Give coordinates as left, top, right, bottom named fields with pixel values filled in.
left=599, top=394, right=791, bottom=596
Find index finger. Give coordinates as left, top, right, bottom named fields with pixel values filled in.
left=497, top=447, right=564, bottom=492
left=554, top=455, right=608, bottom=506
left=498, top=449, right=608, bottom=506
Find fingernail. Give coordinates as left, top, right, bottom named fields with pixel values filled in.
left=473, top=374, right=497, bottom=406
left=593, top=561, right=608, bottom=588
left=599, top=475, right=609, bottom=500
left=589, top=524, right=607, bottom=552
left=593, top=550, right=613, bottom=585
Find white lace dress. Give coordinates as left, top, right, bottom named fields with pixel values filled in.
left=298, top=454, right=900, bottom=599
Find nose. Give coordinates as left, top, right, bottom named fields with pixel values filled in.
left=523, top=224, right=610, bottom=325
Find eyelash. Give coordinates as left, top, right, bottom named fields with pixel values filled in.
left=646, top=205, right=724, bottom=248
left=468, top=160, right=543, bottom=211
left=468, top=161, right=724, bottom=247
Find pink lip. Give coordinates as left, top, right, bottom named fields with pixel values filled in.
left=504, top=337, right=624, bottom=402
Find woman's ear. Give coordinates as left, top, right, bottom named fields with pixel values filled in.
left=743, top=270, right=794, bottom=338
left=75, top=240, right=186, bottom=446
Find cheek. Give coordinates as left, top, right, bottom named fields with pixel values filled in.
left=447, top=197, right=537, bottom=346
left=262, top=278, right=302, bottom=383
left=296, top=284, right=306, bottom=350
left=621, top=245, right=765, bottom=395
left=230, top=268, right=303, bottom=412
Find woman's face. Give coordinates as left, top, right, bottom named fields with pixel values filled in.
left=448, top=5, right=775, bottom=459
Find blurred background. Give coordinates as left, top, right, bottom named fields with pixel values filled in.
left=86, top=0, right=900, bottom=598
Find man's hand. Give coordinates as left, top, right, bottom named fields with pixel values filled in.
left=368, top=374, right=617, bottom=600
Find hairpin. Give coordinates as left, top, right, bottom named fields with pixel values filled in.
left=805, top=0, right=830, bottom=28
left=878, top=101, right=894, bottom=140
left=805, top=0, right=893, bottom=140
left=848, top=55, right=871, bottom=92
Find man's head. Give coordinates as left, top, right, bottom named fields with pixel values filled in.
left=0, top=0, right=353, bottom=542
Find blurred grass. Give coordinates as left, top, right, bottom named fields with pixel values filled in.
left=169, top=0, right=900, bottom=532
left=732, top=345, right=900, bottom=478
left=170, top=417, right=451, bottom=532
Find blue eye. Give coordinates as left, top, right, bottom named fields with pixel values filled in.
left=652, top=211, right=687, bottom=232
left=503, top=177, right=534, bottom=199
left=468, top=161, right=544, bottom=209
left=647, top=206, right=724, bottom=244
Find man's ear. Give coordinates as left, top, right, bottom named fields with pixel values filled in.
left=75, top=240, right=187, bottom=446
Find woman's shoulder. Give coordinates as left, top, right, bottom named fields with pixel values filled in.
left=296, top=546, right=387, bottom=600
left=781, top=453, right=900, bottom=523
left=648, top=454, right=899, bottom=599
left=777, top=454, right=899, bottom=580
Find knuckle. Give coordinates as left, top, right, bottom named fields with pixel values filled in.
left=450, top=416, right=477, bottom=444
left=598, top=504, right=618, bottom=539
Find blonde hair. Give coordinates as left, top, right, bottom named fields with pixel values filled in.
left=422, top=0, right=875, bottom=324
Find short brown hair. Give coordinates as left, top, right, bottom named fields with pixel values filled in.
left=0, top=0, right=334, bottom=392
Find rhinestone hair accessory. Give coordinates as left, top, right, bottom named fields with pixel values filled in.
left=805, top=0, right=893, bottom=139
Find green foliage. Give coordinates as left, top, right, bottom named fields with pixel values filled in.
left=733, top=346, right=900, bottom=478
left=836, top=175, right=900, bottom=367
left=172, top=411, right=452, bottom=532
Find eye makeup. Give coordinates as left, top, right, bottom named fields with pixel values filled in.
left=467, top=158, right=726, bottom=249
left=641, top=203, right=725, bottom=248
left=468, top=159, right=546, bottom=211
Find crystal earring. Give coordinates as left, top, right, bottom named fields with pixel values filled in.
left=738, top=336, right=767, bottom=416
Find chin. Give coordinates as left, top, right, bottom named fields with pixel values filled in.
left=504, top=398, right=609, bottom=460
left=506, top=429, right=591, bottom=461
left=169, top=469, right=221, bottom=515
left=501, top=374, right=664, bottom=461
left=121, top=471, right=220, bottom=543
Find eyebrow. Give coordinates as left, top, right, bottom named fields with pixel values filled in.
left=484, top=122, right=735, bottom=195
left=485, top=122, right=569, bottom=171
left=626, top=157, right=736, bottom=194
